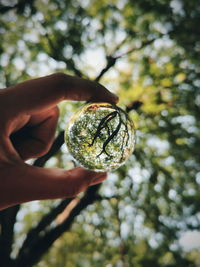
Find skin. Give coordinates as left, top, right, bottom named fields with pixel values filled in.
left=0, top=73, right=118, bottom=210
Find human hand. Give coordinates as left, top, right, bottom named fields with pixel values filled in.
left=0, top=73, right=118, bottom=210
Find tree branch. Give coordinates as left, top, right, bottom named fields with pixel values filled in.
left=117, top=38, right=156, bottom=58
left=15, top=184, right=101, bottom=267
left=95, top=38, right=155, bottom=82
left=0, top=205, right=20, bottom=266
left=45, top=33, right=84, bottom=78
left=95, top=55, right=118, bottom=82
left=17, top=198, right=73, bottom=260
left=126, top=100, right=143, bottom=113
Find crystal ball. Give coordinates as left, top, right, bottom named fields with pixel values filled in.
left=65, top=102, right=136, bottom=172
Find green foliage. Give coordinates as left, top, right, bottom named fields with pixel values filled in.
left=0, top=0, right=200, bottom=266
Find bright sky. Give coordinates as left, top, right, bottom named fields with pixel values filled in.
left=179, top=231, right=200, bottom=251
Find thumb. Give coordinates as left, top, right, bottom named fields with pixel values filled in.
left=0, top=163, right=106, bottom=210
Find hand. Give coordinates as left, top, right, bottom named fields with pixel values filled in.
left=0, top=73, right=118, bottom=210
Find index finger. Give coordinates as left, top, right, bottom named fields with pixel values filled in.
left=3, top=73, right=119, bottom=115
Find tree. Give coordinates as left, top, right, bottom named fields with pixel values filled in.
left=0, top=0, right=199, bottom=266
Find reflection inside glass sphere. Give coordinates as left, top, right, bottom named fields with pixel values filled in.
left=65, top=102, right=136, bottom=172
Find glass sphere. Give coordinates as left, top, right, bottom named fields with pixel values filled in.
left=65, top=102, right=136, bottom=172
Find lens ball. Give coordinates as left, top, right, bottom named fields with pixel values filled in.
left=65, top=102, right=136, bottom=172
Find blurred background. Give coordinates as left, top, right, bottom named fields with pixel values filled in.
left=0, top=0, right=200, bottom=266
